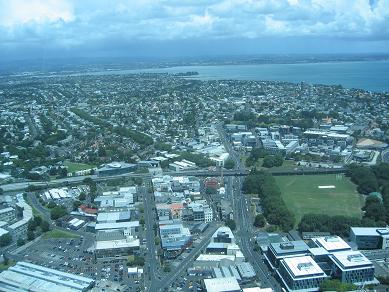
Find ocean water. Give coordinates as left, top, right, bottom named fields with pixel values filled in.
left=127, top=60, right=389, bottom=93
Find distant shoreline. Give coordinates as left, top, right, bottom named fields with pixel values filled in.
left=2, top=59, right=389, bottom=93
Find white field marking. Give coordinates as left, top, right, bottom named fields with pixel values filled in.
left=318, top=185, right=335, bottom=189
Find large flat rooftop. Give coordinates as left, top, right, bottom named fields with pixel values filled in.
left=203, top=276, right=240, bottom=292
left=312, top=236, right=351, bottom=252
left=282, top=256, right=326, bottom=278
left=351, top=227, right=389, bottom=237
left=331, top=250, right=372, bottom=269
left=270, top=240, right=309, bottom=256
left=0, top=261, right=94, bottom=292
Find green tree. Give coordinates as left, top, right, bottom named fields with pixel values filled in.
left=225, top=219, right=236, bottom=231
left=163, top=264, right=171, bottom=273
left=40, top=220, right=50, bottom=232
left=27, top=220, right=37, bottom=231
left=254, top=214, right=266, bottom=228
left=127, top=256, right=145, bottom=267
left=224, top=159, right=235, bottom=170
left=205, top=187, right=217, bottom=195
left=50, top=206, right=68, bottom=220
left=17, top=238, right=25, bottom=246
left=154, top=236, right=160, bottom=245
left=0, top=233, right=12, bottom=247
left=73, top=200, right=82, bottom=210
left=78, top=192, right=86, bottom=201
left=27, top=230, right=35, bottom=241
left=33, top=216, right=42, bottom=226
left=262, top=155, right=284, bottom=168
left=320, top=279, right=357, bottom=291
left=46, top=201, right=57, bottom=209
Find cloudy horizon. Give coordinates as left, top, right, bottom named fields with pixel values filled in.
left=0, top=0, right=388, bottom=60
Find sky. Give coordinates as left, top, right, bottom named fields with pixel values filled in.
left=0, top=0, right=388, bottom=60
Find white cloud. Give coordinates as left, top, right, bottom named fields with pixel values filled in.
left=0, top=0, right=388, bottom=50
left=0, top=0, right=74, bottom=27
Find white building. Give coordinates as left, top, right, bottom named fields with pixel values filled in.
left=329, top=250, right=376, bottom=285
left=203, top=276, right=241, bottom=292
left=0, top=261, right=94, bottom=292
left=278, top=256, right=328, bottom=292
left=350, top=227, right=389, bottom=250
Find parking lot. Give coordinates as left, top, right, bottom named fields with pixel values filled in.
left=15, top=237, right=143, bottom=291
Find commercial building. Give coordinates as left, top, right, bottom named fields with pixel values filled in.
left=278, top=256, right=328, bottom=292
left=236, top=262, right=256, bottom=280
left=0, top=207, right=15, bottom=222
left=97, top=211, right=131, bottom=223
left=159, top=221, right=192, bottom=258
left=329, top=250, right=376, bottom=285
left=168, top=160, right=196, bottom=171
left=0, top=261, right=94, bottom=291
left=265, top=241, right=310, bottom=269
left=94, top=230, right=140, bottom=258
left=96, top=162, right=137, bottom=176
left=195, top=254, right=245, bottom=268
left=350, top=227, right=389, bottom=250
left=95, top=221, right=139, bottom=236
left=261, top=138, right=286, bottom=154
left=269, top=235, right=379, bottom=290
left=310, top=236, right=351, bottom=253
left=182, top=201, right=213, bottom=223
left=212, top=227, right=235, bottom=244
left=203, top=276, right=241, bottom=292
left=8, top=200, right=33, bottom=241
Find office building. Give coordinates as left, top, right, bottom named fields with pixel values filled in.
left=350, top=227, right=389, bottom=250
left=0, top=207, right=15, bottom=222
left=278, top=256, right=328, bottom=291
left=265, top=241, right=310, bottom=269
left=310, top=236, right=351, bottom=253
left=97, top=211, right=131, bottom=223
left=94, top=230, right=140, bottom=258
left=330, top=250, right=376, bottom=285
left=95, top=221, right=139, bottom=236
left=96, top=162, right=137, bottom=176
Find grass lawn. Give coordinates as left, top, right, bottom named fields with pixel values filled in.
left=64, top=161, right=95, bottom=173
left=275, top=174, right=363, bottom=226
left=0, top=260, right=15, bottom=271
left=42, top=229, right=80, bottom=239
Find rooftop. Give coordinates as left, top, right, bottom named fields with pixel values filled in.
left=282, top=256, right=326, bottom=278
left=270, top=240, right=309, bottom=256
left=0, top=261, right=94, bottom=292
left=312, top=236, right=351, bottom=252
left=331, top=250, right=372, bottom=269
left=351, top=227, right=389, bottom=237
left=203, top=276, right=240, bottom=292
left=95, top=221, right=139, bottom=230
left=0, top=207, right=14, bottom=214
left=95, top=238, right=140, bottom=250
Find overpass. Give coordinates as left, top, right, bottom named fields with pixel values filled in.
left=1, top=167, right=347, bottom=193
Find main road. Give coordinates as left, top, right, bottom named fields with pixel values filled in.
left=217, top=123, right=281, bottom=291
left=1, top=167, right=346, bottom=193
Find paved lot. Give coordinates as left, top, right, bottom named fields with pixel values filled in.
left=13, top=237, right=142, bottom=291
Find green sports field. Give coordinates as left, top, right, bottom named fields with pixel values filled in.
left=63, top=161, right=95, bottom=173
left=275, top=174, right=363, bottom=225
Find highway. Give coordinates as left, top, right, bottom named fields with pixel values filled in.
left=155, top=223, right=219, bottom=292
left=142, top=183, right=164, bottom=292
left=217, top=123, right=281, bottom=291
left=1, top=166, right=347, bottom=193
